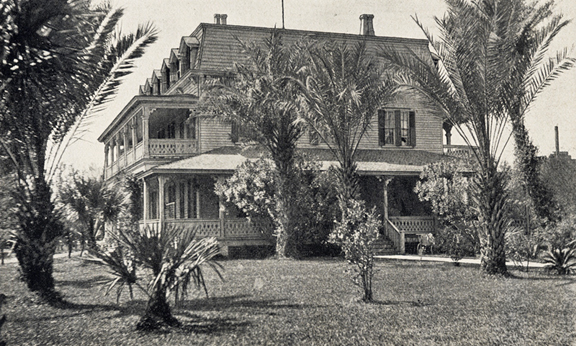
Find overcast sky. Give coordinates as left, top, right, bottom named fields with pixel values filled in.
left=61, top=0, right=576, bottom=171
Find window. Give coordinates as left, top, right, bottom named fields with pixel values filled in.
left=231, top=121, right=239, bottom=143
left=186, top=116, right=197, bottom=139
left=309, top=129, right=319, bottom=145
left=378, top=109, right=416, bottom=147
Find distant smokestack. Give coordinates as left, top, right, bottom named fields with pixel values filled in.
left=360, top=14, right=375, bottom=36
left=555, top=125, right=560, bottom=156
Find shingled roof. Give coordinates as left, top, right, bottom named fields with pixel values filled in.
left=149, top=145, right=457, bottom=177
left=190, top=23, right=431, bottom=72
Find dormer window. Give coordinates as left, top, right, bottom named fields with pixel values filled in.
left=378, top=109, right=416, bottom=147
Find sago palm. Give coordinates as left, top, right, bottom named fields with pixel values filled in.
left=379, top=0, right=573, bottom=274
left=88, top=225, right=222, bottom=330
left=0, top=0, right=157, bottom=301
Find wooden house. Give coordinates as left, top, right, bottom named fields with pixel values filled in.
left=98, top=14, right=469, bottom=255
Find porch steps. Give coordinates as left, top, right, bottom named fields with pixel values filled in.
left=372, top=236, right=397, bottom=256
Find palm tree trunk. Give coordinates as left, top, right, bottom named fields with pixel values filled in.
left=137, top=286, right=180, bottom=330
left=13, top=178, right=62, bottom=303
left=474, top=168, right=509, bottom=275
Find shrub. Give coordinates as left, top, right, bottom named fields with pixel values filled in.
left=543, top=247, right=576, bottom=275
left=88, top=225, right=222, bottom=330
left=329, top=200, right=380, bottom=302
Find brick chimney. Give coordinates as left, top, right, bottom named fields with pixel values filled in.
left=360, top=14, right=375, bottom=36
left=214, top=14, right=227, bottom=25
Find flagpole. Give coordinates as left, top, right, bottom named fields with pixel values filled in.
left=282, top=0, right=285, bottom=29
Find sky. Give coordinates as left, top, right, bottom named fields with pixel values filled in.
left=61, top=0, right=576, bottom=172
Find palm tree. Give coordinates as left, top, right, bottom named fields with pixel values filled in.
left=295, top=40, right=395, bottom=210
left=203, top=31, right=307, bottom=258
left=380, top=0, right=574, bottom=274
left=58, top=169, right=125, bottom=248
left=0, top=0, right=157, bottom=302
left=88, top=225, right=222, bottom=330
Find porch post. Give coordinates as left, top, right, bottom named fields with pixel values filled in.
left=142, top=107, right=151, bottom=158
left=131, top=117, right=137, bottom=162
left=216, top=176, right=226, bottom=238
left=175, top=179, right=181, bottom=219
left=383, top=176, right=391, bottom=221
left=142, top=177, right=149, bottom=224
left=158, top=176, right=166, bottom=231
left=184, top=179, right=189, bottom=219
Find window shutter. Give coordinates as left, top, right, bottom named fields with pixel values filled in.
left=378, top=110, right=386, bottom=146
left=409, top=111, right=416, bottom=146
left=394, top=110, right=402, bottom=146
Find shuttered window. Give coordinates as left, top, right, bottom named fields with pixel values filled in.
left=378, top=109, right=416, bottom=147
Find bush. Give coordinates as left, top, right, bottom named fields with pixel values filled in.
left=88, top=225, right=222, bottom=330
left=543, top=247, right=576, bottom=275
left=433, top=225, right=477, bottom=264
left=329, top=200, right=380, bottom=302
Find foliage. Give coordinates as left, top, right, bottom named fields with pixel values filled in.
left=0, top=0, right=157, bottom=301
left=380, top=0, right=574, bottom=275
left=203, top=31, right=307, bottom=258
left=328, top=200, right=380, bottom=302
left=415, top=161, right=479, bottom=261
left=295, top=40, right=395, bottom=211
left=88, top=225, right=222, bottom=330
left=56, top=169, right=125, bottom=248
left=215, top=154, right=339, bottom=256
left=540, top=154, right=576, bottom=217
left=543, top=247, right=576, bottom=275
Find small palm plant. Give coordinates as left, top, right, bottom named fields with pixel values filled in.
left=543, top=246, right=576, bottom=275
left=88, top=225, right=222, bottom=330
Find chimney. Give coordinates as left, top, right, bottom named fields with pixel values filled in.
left=360, top=14, right=375, bottom=36
left=555, top=125, right=560, bottom=156
left=214, top=14, right=227, bottom=25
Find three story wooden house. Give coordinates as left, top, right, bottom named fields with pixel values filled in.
left=98, top=14, right=466, bottom=255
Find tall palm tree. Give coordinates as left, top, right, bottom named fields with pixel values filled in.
left=295, top=40, right=396, bottom=210
left=380, top=0, right=573, bottom=274
left=203, top=31, right=307, bottom=258
left=0, top=0, right=157, bottom=301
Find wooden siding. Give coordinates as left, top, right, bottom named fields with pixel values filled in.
left=296, top=91, right=443, bottom=153
left=199, top=116, right=234, bottom=152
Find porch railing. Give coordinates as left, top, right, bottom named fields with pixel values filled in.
left=138, top=218, right=271, bottom=240
left=384, top=218, right=405, bottom=254
left=388, top=216, right=436, bottom=235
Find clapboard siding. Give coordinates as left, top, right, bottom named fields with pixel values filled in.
left=199, top=116, right=234, bottom=152
left=296, top=91, right=443, bottom=153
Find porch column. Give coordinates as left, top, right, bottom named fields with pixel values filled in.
left=123, top=126, right=128, bottom=166
left=382, top=176, right=393, bottom=221
left=131, top=117, right=137, bottom=162
left=175, top=179, right=181, bottom=219
left=142, top=107, right=151, bottom=158
left=216, top=176, right=226, bottom=238
left=158, top=176, right=166, bottom=230
left=142, top=178, right=149, bottom=223
left=184, top=179, right=189, bottom=219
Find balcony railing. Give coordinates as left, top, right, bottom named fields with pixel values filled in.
left=104, top=139, right=198, bottom=179
left=148, top=139, right=197, bottom=156
left=443, top=144, right=474, bottom=158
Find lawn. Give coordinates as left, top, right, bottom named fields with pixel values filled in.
left=0, top=256, right=574, bottom=345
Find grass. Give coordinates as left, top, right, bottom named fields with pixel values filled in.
left=0, top=256, right=574, bottom=345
